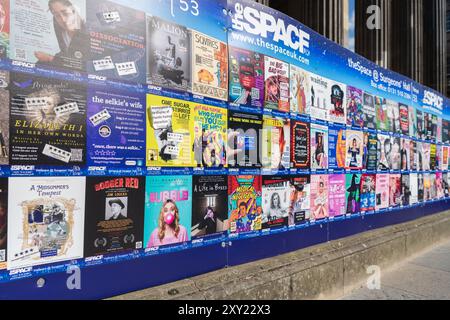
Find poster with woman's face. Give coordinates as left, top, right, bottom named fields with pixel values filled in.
left=310, top=124, right=328, bottom=170
left=310, top=175, right=329, bottom=220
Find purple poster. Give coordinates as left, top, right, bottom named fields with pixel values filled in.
left=329, top=174, right=346, bottom=217
left=87, top=87, right=146, bottom=167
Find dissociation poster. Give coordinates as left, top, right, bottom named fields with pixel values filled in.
left=228, top=175, right=262, bottom=234
left=192, top=175, right=228, bottom=239
left=7, top=177, right=86, bottom=270
left=147, top=15, right=191, bottom=91
left=0, top=179, right=7, bottom=270
left=309, top=73, right=329, bottom=121
left=290, top=120, right=310, bottom=169
left=290, top=65, right=310, bottom=115
left=10, top=72, right=86, bottom=165
left=289, top=175, right=310, bottom=225
left=310, top=175, right=328, bottom=220
left=84, top=177, right=145, bottom=257
left=191, top=31, right=228, bottom=101
left=0, top=70, right=8, bottom=165
left=229, top=46, right=264, bottom=108
left=264, top=56, right=289, bottom=112
left=228, top=111, right=262, bottom=168
left=87, top=0, right=146, bottom=82
left=144, top=175, right=192, bottom=248
left=262, top=116, right=290, bottom=170
left=310, top=124, right=328, bottom=170
left=193, top=103, right=227, bottom=168
left=146, top=94, right=193, bottom=167
left=328, top=174, right=346, bottom=218
left=10, top=0, right=88, bottom=71
left=262, top=176, right=290, bottom=229
left=87, top=87, right=146, bottom=166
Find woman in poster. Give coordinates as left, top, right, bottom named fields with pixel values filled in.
left=346, top=175, right=360, bottom=214
left=147, top=199, right=188, bottom=247
left=195, top=207, right=217, bottom=236
left=347, top=138, right=361, bottom=168
left=34, top=0, right=88, bottom=69
left=267, top=192, right=286, bottom=221
left=314, top=133, right=326, bottom=168
left=313, top=180, right=327, bottom=219
left=293, top=72, right=307, bottom=114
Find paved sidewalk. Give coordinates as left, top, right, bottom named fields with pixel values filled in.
left=343, top=240, right=450, bottom=300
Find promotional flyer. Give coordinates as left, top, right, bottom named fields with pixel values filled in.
left=289, top=175, right=310, bottom=225
left=290, top=120, right=310, bottom=169
left=262, top=176, right=290, bottom=229
left=262, top=116, right=290, bottom=170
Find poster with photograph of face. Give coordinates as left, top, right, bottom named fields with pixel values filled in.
left=376, top=96, right=389, bottom=132
left=10, top=0, right=88, bottom=71
left=423, top=173, right=431, bottom=201
left=328, top=80, right=346, bottom=124
left=421, top=143, right=431, bottom=171
left=262, top=116, right=290, bottom=170
left=400, top=138, right=410, bottom=171
left=289, top=175, right=310, bottom=225
left=377, top=134, right=391, bottom=171
left=410, top=173, right=418, bottom=205
left=7, top=177, right=86, bottom=270
left=390, top=137, right=401, bottom=171
left=418, top=173, right=424, bottom=202
left=387, top=100, right=400, bottom=134
left=409, top=140, right=418, bottom=171
left=309, top=73, right=329, bottom=121
left=376, top=174, right=390, bottom=210
left=436, top=172, right=444, bottom=199
left=346, top=174, right=361, bottom=214
left=84, top=177, right=145, bottom=257
left=310, top=175, right=328, bottom=220
left=345, top=130, right=364, bottom=170
left=262, top=176, right=290, bottom=230
left=328, top=174, right=346, bottom=218
left=362, top=93, right=376, bottom=129
left=401, top=174, right=411, bottom=206
left=346, top=86, right=364, bottom=128
left=264, top=56, right=289, bottom=112
left=417, top=110, right=425, bottom=140
left=310, top=124, right=328, bottom=170
left=360, top=174, right=376, bottom=212
left=389, top=174, right=402, bottom=207
left=290, top=65, right=310, bottom=115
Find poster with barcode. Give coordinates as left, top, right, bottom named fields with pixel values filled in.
left=10, top=0, right=88, bottom=71
left=0, top=70, right=9, bottom=165
left=9, top=73, right=86, bottom=165
left=7, top=177, right=85, bottom=270
left=191, top=30, right=228, bottom=101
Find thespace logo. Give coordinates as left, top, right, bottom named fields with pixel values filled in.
left=423, top=90, right=444, bottom=111
left=231, top=2, right=310, bottom=54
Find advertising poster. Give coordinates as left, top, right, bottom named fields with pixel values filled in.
left=310, top=124, right=328, bottom=170
left=310, top=175, right=329, bottom=220
left=437, top=118, right=443, bottom=143
left=289, top=175, right=310, bottom=225
left=84, top=176, right=145, bottom=257
left=0, top=178, right=7, bottom=270
left=290, top=64, right=310, bottom=115
left=10, top=72, right=86, bottom=166
left=0, top=0, right=9, bottom=59
left=400, top=138, right=410, bottom=171
left=290, top=120, right=310, bottom=169
left=422, top=143, right=431, bottom=171
left=227, top=111, right=263, bottom=168
left=146, top=15, right=191, bottom=91
left=409, top=106, right=418, bottom=138
left=7, top=177, right=86, bottom=270
left=425, top=113, right=436, bottom=141
left=423, top=173, right=431, bottom=201
left=191, top=30, right=228, bottom=101
left=262, top=176, right=290, bottom=229
left=10, top=0, right=87, bottom=71
left=328, top=174, right=346, bottom=218
left=362, top=93, right=376, bottom=130
left=345, top=130, right=364, bottom=170
left=387, top=100, right=400, bottom=134
left=377, top=134, right=391, bottom=171
left=87, top=87, right=146, bottom=167
left=390, top=137, right=401, bottom=171
left=328, top=124, right=346, bottom=170
left=376, top=174, right=390, bottom=211
left=262, top=116, right=290, bottom=170
left=409, top=140, right=418, bottom=171
left=376, top=96, right=389, bottom=132
left=346, top=86, right=364, bottom=128
left=192, top=175, right=228, bottom=239
left=410, top=173, right=418, bottom=205
left=401, top=174, right=411, bottom=206
left=418, top=173, right=424, bottom=202
left=309, top=73, right=329, bottom=121
left=228, top=46, right=264, bottom=108
left=417, top=110, right=425, bottom=140
left=436, top=145, right=442, bottom=171
left=429, top=173, right=437, bottom=200
left=399, top=103, right=409, bottom=136
left=442, top=120, right=450, bottom=144
left=436, top=172, right=444, bottom=199
left=146, top=94, right=194, bottom=167
left=327, top=80, right=346, bottom=124
left=0, top=70, right=8, bottom=165
left=363, top=132, right=378, bottom=171
left=228, top=175, right=262, bottom=234
left=442, top=146, right=449, bottom=171
left=389, top=174, right=402, bottom=207
left=144, top=175, right=192, bottom=248
left=87, top=0, right=146, bottom=82
left=346, top=174, right=361, bottom=214
left=193, top=103, right=227, bottom=168
left=444, top=173, right=449, bottom=198
left=430, top=144, right=437, bottom=171
left=264, top=56, right=289, bottom=112
left=360, top=174, right=376, bottom=212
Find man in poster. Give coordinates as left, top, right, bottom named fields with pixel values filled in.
left=107, top=198, right=127, bottom=220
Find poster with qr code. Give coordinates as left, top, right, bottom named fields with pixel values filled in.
left=10, top=0, right=88, bottom=71
left=9, top=73, right=86, bottom=165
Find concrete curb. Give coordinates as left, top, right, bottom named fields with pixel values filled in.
left=111, top=210, right=450, bottom=300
